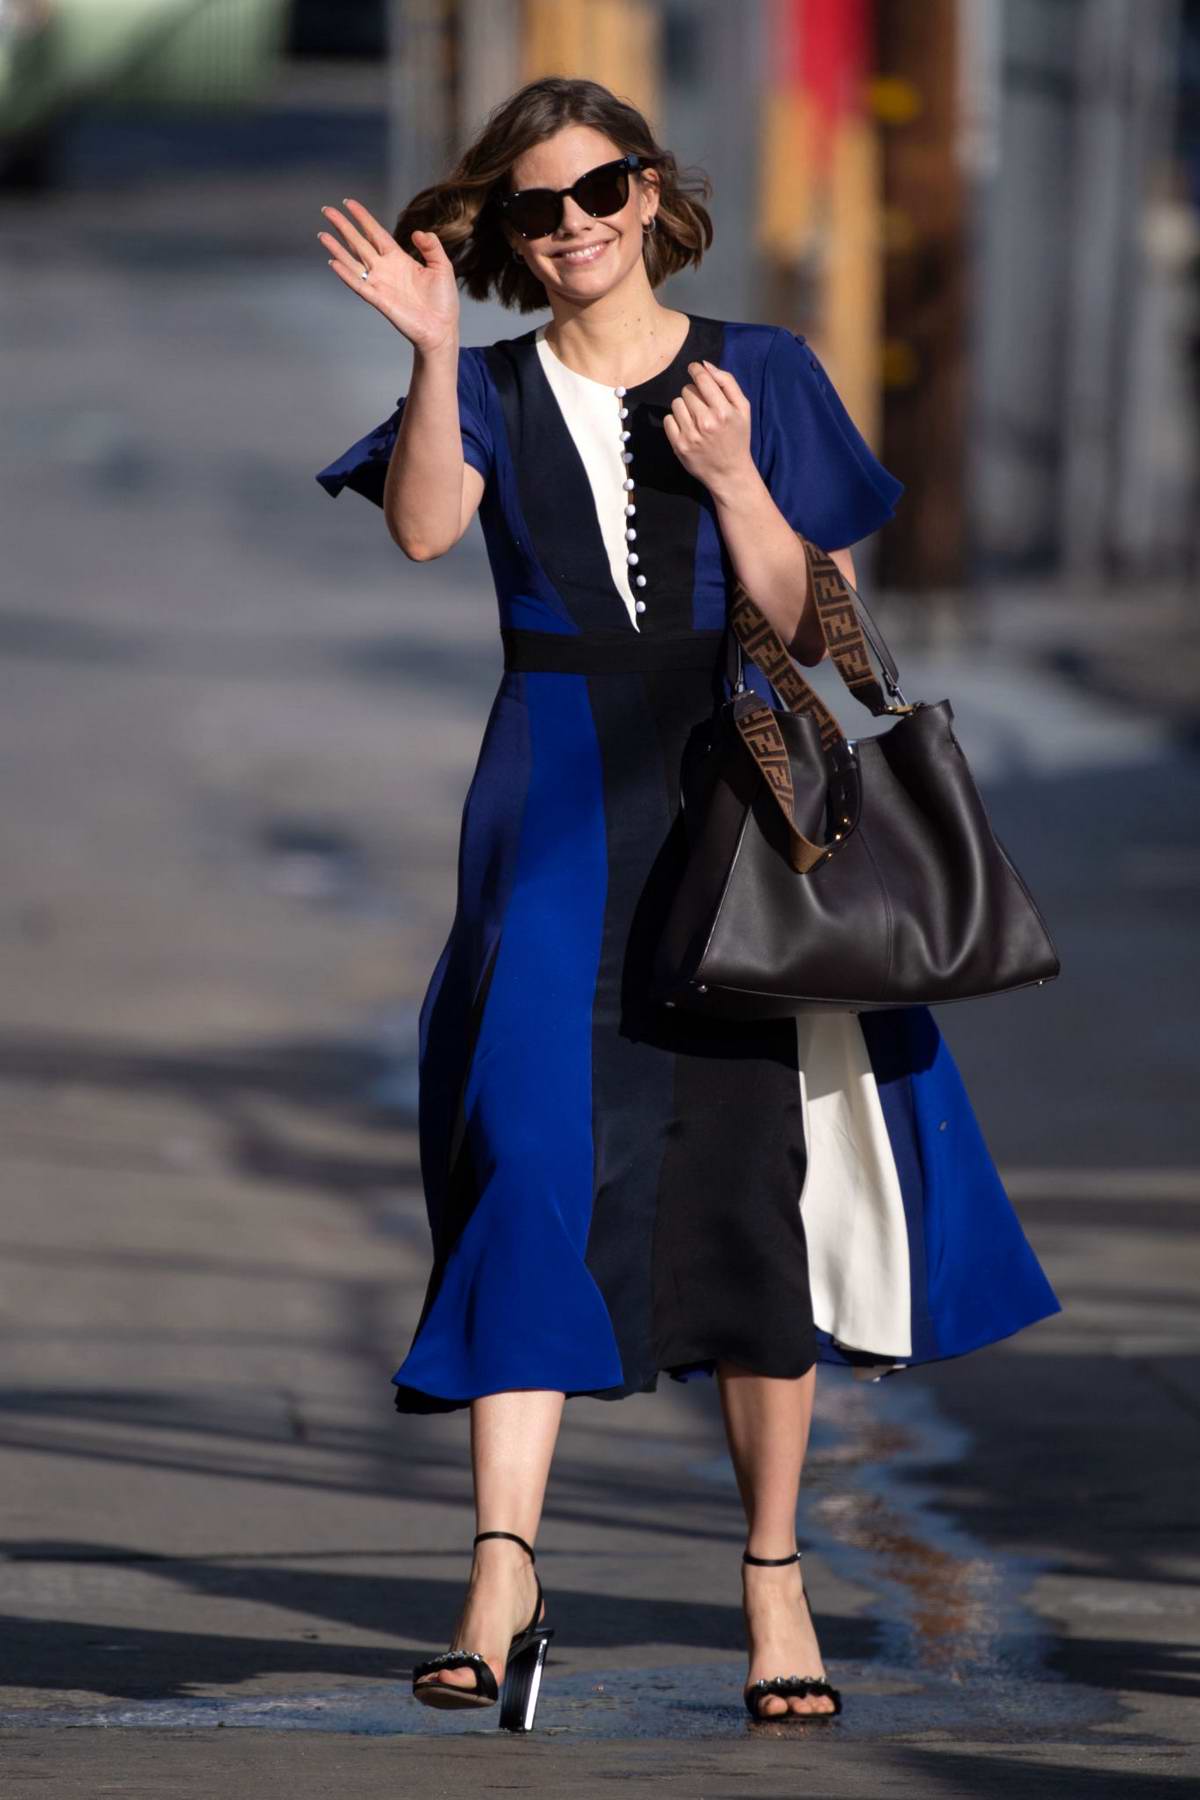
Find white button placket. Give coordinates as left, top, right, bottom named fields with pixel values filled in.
left=614, top=385, right=647, bottom=622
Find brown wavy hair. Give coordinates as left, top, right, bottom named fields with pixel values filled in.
left=393, top=75, right=714, bottom=314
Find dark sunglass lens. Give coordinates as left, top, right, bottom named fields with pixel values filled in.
left=508, top=192, right=560, bottom=238
left=573, top=163, right=628, bottom=218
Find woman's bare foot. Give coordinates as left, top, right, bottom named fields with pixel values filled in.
left=414, top=1535, right=542, bottom=1697
left=741, top=1551, right=837, bottom=1718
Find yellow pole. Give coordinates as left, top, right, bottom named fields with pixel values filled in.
left=521, top=0, right=660, bottom=121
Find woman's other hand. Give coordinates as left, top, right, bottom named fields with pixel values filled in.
left=318, top=199, right=460, bottom=354
left=663, top=360, right=754, bottom=499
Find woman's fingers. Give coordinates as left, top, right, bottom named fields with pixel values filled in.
left=670, top=360, right=750, bottom=440
left=667, top=393, right=701, bottom=441
left=664, top=359, right=753, bottom=478
left=684, top=361, right=745, bottom=414
left=410, top=227, right=453, bottom=267
left=338, top=196, right=398, bottom=255
left=676, top=383, right=710, bottom=428
left=318, top=203, right=461, bottom=347
left=325, top=253, right=379, bottom=299
left=322, top=242, right=394, bottom=314
left=693, top=359, right=745, bottom=403
left=317, top=229, right=367, bottom=279
left=676, top=378, right=725, bottom=434
left=319, top=202, right=377, bottom=269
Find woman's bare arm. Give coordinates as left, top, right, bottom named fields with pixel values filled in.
left=382, top=330, right=485, bottom=559
left=662, top=357, right=858, bottom=666
left=317, top=199, right=482, bottom=559
left=707, top=464, right=853, bottom=666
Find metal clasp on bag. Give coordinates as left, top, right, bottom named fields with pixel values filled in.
left=881, top=669, right=916, bottom=714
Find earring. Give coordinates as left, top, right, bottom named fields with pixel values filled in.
left=643, top=216, right=657, bottom=233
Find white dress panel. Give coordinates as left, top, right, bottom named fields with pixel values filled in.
left=797, top=1011, right=914, bottom=1358
left=535, top=327, right=641, bottom=631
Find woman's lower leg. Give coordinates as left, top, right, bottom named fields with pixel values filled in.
left=415, top=1387, right=565, bottom=1695
left=715, top=1361, right=835, bottom=1717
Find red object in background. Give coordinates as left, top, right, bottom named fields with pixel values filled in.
left=768, top=0, right=871, bottom=173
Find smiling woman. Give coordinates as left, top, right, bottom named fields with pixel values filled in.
left=314, top=73, right=1060, bottom=1734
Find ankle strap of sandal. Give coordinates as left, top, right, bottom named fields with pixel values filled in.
left=474, top=1529, right=536, bottom=1564
left=743, top=1548, right=802, bottom=1565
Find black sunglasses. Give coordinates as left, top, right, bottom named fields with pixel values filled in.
left=496, top=153, right=657, bottom=241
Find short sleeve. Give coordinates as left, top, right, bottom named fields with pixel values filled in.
left=759, top=329, right=904, bottom=551
left=314, top=346, right=494, bottom=506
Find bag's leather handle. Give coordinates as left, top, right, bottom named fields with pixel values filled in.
left=725, top=535, right=914, bottom=873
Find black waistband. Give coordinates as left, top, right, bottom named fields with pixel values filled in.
left=502, top=627, right=726, bottom=674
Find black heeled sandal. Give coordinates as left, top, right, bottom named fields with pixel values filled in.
left=411, top=1529, right=554, bottom=1732
left=741, top=1547, right=843, bottom=1721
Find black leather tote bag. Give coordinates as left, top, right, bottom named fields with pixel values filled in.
left=653, top=540, right=1061, bottom=1017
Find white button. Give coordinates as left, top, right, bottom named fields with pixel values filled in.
left=621, top=429, right=631, bottom=441
left=635, top=574, right=647, bottom=587
left=621, top=451, right=634, bottom=464
left=625, top=502, right=636, bottom=515
left=623, top=478, right=634, bottom=491
left=626, top=527, right=636, bottom=540
left=635, top=600, right=646, bottom=614
left=619, top=406, right=629, bottom=419
left=627, top=551, right=638, bottom=565
left=614, top=385, right=627, bottom=396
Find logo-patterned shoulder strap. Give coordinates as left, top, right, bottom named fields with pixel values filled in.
left=725, top=536, right=914, bottom=874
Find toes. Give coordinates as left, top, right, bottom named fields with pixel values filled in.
left=751, top=1687, right=836, bottom=1719
left=418, top=1668, right=473, bottom=1691
left=787, top=1692, right=835, bottom=1715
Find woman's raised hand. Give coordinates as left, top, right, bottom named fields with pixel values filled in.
left=663, top=360, right=754, bottom=496
left=318, top=197, right=460, bottom=353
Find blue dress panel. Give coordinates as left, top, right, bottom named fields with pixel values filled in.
left=316, top=312, right=1061, bottom=1413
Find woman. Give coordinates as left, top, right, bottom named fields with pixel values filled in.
left=316, top=75, right=1060, bottom=1730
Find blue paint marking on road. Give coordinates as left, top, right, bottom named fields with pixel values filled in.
left=685, top=1369, right=1110, bottom=1739
left=0, top=1378, right=1108, bottom=1743
left=0, top=1653, right=1105, bottom=1740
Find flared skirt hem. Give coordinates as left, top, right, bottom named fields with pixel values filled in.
left=391, top=1341, right=819, bottom=1415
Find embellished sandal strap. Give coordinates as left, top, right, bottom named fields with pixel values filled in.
left=474, top=1529, right=536, bottom=1564
left=412, top=1648, right=500, bottom=1702
left=742, top=1548, right=802, bottom=1566
left=744, top=1673, right=842, bottom=1717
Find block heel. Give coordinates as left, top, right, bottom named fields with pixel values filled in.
left=498, top=1619, right=555, bottom=1731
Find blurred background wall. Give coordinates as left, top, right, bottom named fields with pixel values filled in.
left=4, top=0, right=1197, bottom=601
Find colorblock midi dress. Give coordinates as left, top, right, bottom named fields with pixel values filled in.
left=316, top=311, right=1062, bottom=1414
